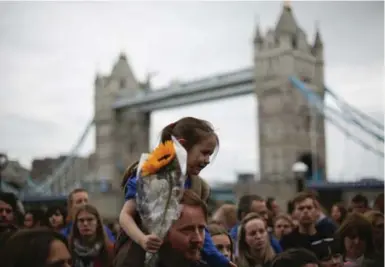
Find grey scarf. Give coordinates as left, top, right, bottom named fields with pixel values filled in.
left=73, top=239, right=103, bottom=267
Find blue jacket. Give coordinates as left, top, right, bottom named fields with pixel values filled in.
left=125, top=176, right=230, bottom=267
left=229, top=223, right=282, bottom=254
left=60, top=221, right=116, bottom=242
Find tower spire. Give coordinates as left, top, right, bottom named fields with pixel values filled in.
left=283, top=0, right=291, bottom=9
left=313, top=20, right=323, bottom=48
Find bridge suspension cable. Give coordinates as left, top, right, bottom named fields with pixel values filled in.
left=289, top=76, right=384, bottom=158
left=325, top=88, right=384, bottom=142
left=26, top=120, right=94, bottom=195
left=325, top=87, right=384, bottom=131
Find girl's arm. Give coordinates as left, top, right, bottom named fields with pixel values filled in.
left=119, top=199, right=146, bottom=246
left=119, top=199, right=162, bottom=253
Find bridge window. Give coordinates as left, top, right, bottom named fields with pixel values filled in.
left=292, top=37, right=298, bottom=50
left=120, top=79, right=126, bottom=89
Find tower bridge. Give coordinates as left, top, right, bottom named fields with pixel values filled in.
left=3, top=3, right=383, bottom=217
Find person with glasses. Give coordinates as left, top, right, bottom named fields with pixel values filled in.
left=68, top=204, right=114, bottom=267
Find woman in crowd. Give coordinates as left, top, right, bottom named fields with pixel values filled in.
left=272, top=214, right=294, bottom=241
left=45, top=206, right=67, bottom=232
left=236, top=212, right=275, bottom=267
left=23, top=209, right=45, bottom=229
left=336, top=213, right=381, bottom=267
left=2, top=228, right=72, bottom=267
left=69, top=204, right=113, bottom=267
left=208, top=223, right=234, bottom=261
left=330, top=203, right=347, bottom=226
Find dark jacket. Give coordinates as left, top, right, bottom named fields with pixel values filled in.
left=113, top=236, right=209, bottom=267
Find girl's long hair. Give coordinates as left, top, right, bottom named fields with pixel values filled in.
left=68, top=204, right=112, bottom=266
left=236, top=213, right=275, bottom=267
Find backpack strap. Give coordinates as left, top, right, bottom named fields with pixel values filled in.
left=190, top=175, right=211, bottom=203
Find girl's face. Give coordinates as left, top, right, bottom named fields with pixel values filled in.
left=49, top=210, right=64, bottom=229
left=187, top=134, right=217, bottom=176
left=274, top=218, right=292, bottom=240
left=76, top=211, right=97, bottom=237
left=331, top=205, right=341, bottom=222
left=212, top=234, right=232, bottom=260
left=24, top=213, right=34, bottom=228
left=244, top=218, right=268, bottom=252
left=344, top=234, right=366, bottom=259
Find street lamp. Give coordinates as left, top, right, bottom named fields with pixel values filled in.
left=0, top=153, right=9, bottom=192
left=292, top=161, right=308, bottom=193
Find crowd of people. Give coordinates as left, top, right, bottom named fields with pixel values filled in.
left=0, top=117, right=383, bottom=267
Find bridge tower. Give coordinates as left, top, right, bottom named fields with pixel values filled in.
left=94, top=53, right=148, bottom=190
left=254, top=3, right=326, bottom=181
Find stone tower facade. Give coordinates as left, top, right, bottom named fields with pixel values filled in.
left=255, top=3, right=326, bottom=181
left=94, top=53, right=148, bottom=189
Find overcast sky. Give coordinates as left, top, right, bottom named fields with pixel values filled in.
left=0, top=1, right=383, bottom=183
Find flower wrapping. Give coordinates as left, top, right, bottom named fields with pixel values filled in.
left=136, top=136, right=187, bottom=267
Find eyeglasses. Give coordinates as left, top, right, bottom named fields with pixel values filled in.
left=77, top=217, right=96, bottom=224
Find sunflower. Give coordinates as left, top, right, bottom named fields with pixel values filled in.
left=141, top=140, right=176, bottom=176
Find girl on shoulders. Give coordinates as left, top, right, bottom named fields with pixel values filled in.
left=119, top=117, right=235, bottom=267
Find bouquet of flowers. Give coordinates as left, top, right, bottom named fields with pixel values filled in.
left=136, top=136, right=188, bottom=267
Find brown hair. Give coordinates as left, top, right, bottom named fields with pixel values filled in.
left=180, top=190, right=208, bottom=221
left=331, top=202, right=348, bottom=225
left=69, top=204, right=112, bottom=266
left=121, top=117, right=218, bottom=188
left=212, top=204, right=237, bottom=230
left=208, top=223, right=228, bottom=236
left=337, top=212, right=374, bottom=256
left=291, top=192, right=316, bottom=209
left=237, top=212, right=275, bottom=267
left=273, top=214, right=295, bottom=228
left=207, top=224, right=234, bottom=261
left=2, top=228, right=69, bottom=267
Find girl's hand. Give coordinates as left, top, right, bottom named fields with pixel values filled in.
left=140, top=234, right=163, bottom=253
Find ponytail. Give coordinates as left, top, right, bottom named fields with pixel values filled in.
left=160, top=122, right=176, bottom=143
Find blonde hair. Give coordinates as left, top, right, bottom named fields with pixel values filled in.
left=273, top=214, right=295, bottom=228
left=236, top=212, right=275, bottom=267
left=364, top=210, right=384, bottom=225
left=207, top=223, right=234, bottom=260
left=212, top=204, right=237, bottom=230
